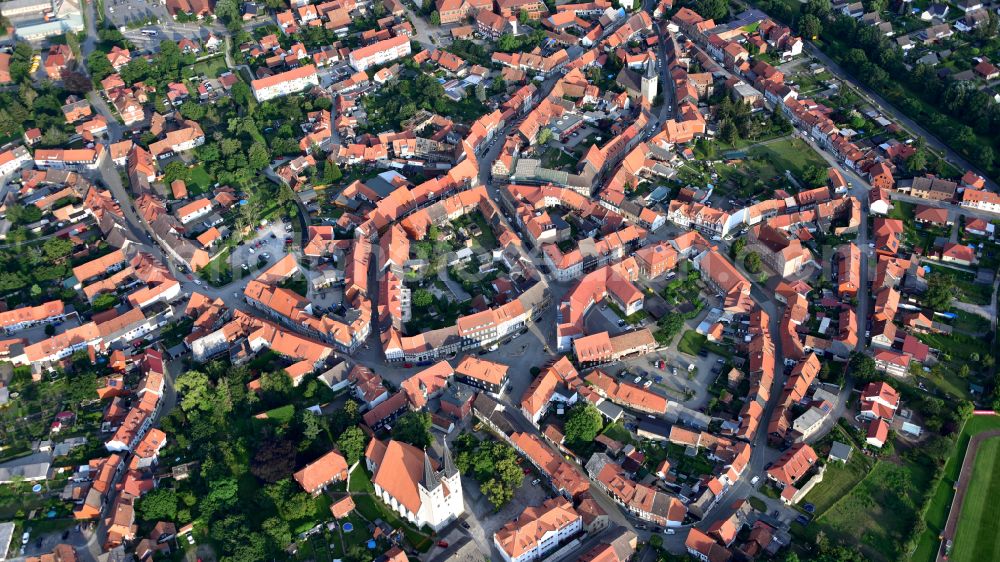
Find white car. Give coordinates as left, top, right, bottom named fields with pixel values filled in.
left=643, top=380, right=653, bottom=388
left=633, top=376, right=642, bottom=384
left=21, top=532, right=29, bottom=545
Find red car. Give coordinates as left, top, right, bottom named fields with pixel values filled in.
left=403, top=363, right=413, bottom=368
left=522, top=467, right=530, bottom=475
left=437, top=541, right=449, bottom=548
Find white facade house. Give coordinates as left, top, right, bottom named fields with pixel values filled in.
left=493, top=498, right=582, bottom=562
left=0, top=146, right=31, bottom=177
left=348, top=35, right=412, bottom=72
left=251, top=65, right=320, bottom=102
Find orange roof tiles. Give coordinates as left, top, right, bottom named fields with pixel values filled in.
left=494, top=498, right=581, bottom=559
left=294, top=450, right=349, bottom=493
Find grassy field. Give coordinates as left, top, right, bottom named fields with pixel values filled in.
left=800, top=455, right=936, bottom=561
left=264, top=404, right=295, bottom=423
left=678, top=330, right=706, bottom=356
left=802, top=449, right=873, bottom=517
left=187, top=165, right=213, bottom=195
left=601, top=422, right=636, bottom=445
left=913, top=416, right=1000, bottom=562
left=949, top=309, right=992, bottom=336
left=188, top=55, right=229, bottom=79
left=747, top=137, right=828, bottom=186
left=950, top=437, right=1000, bottom=562
left=677, top=330, right=733, bottom=359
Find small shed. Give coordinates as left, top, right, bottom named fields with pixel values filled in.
left=829, top=441, right=853, bottom=463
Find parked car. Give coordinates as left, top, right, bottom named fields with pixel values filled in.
left=437, top=541, right=449, bottom=548
left=531, top=478, right=541, bottom=485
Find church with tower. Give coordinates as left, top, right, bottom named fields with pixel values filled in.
left=365, top=437, right=464, bottom=531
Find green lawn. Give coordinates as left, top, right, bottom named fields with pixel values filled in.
left=187, top=55, right=229, bottom=79
left=949, top=309, right=992, bottom=336
left=264, top=404, right=295, bottom=423
left=914, top=416, right=1000, bottom=562
left=678, top=330, right=706, bottom=356
left=187, top=165, right=213, bottom=195
left=677, top=330, right=733, bottom=359
left=601, top=422, right=636, bottom=445
left=802, top=450, right=873, bottom=517
left=805, top=456, right=936, bottom=561
left=198, top=247, right=233, bottom=287
left=748, top=137, right=828, bottom=186
left=950, top=437, right=1000, bottom=562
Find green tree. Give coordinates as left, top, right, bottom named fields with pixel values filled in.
left=392, top=411, right=433, bottom=449
left=744, top=252, right=762, bottom=274
left=201, top=477, right=240, bottom=519
left=331, top=399, right=361, bottom=436
left=536, top=127, right=553, bottom=145
left=260, top=370, right=293, bottom=396
left=265, top=479, right=315, bottom=520
left=176, top=370, right=214, bottom=418
left=337, top=426, right=368, bottom=465
left=248, top=142, right=270, bottom=170
left=300, top=411, right=326, bottom=443
left=412, top=288, right=434, bottom=308
left=161, top=161, right=191, bottom=184
left=907, top=149, right=927, bottom=173
left=430, top=10, right=440, bottom=25
left=849, top=351, right=878, bottom=383
left=481, top=478, right=513, bottom=509
left=799, top=14, right=822, bottom=39
left=92, top=293, right=118, bottom=312
left=261, top=516, right=291, bottom=548
left=729, top=238, right=746, bottom=259
left=323, top=161, right=343, bottom=183
left=564, top=403, right=603, bottom=446
left=138, top=488, right=178, bottom=521
left=924, top=272, right=955, bottom=311
left=214, top=0, right=241, bottom=28
left=42, top=237, right=73, bottom=261
left=497, top=34, right=519, bottom=52
left=40, top=128, right=67, bottom=148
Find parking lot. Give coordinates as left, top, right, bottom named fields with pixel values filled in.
left=104, top=0, right=170, bottom=28
left=229, top=219, right=295, bottom=283
left=454, top=450, right=552, bottom=560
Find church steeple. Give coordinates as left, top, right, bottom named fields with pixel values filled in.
left=442, top=440, right=458, bottom=478
left=421, top=448, right=440, bottom=491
